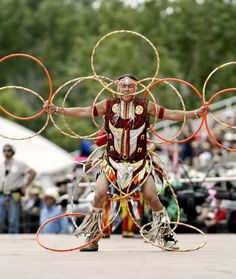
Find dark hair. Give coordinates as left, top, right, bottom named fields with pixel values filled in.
left=118, top=74, right=137, bottom=81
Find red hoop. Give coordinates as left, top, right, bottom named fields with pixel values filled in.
left=0, top=53, right=53, bottom=120
left=144, top=78, right=205, bottom=144
left=205, top=87, right=236, bottom=152
left=36, top=212, right=104, bottom=252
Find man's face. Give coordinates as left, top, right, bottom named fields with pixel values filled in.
left=3, top=146, right=14, bottom=159
left=43, top=196, right=55, bottom=208
left=117, top=77, right=136, bottom=102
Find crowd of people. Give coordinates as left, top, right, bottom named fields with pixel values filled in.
left=158, top=110, right=236, bottom=176
left=0, top=127, right=235, bottom=235
left=0, top=104, right=235, bottom=235
left=0, top=144, right=71, bottom=234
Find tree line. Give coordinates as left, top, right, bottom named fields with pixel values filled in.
left=0, top=0, right=235, bottom=150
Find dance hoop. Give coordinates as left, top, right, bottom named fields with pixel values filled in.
left=124, top=196, right=143, bottom=231
left=206, top=87, right=236, bottom=130
left=142, top=77, right=187, bottom=143
left=202, top=61, right=236, bottom=103
left=62, top=76, right=113, bottom=135
left=51, top=76, right=110, bottom=140
left=91, top=79, right=158, bottom=131
left=70, top=159, right=101, bottom=229
left=203, top=62, right=236, bottom=129
left=0, top=85, right=49, bottom=140
left=0, top=53, right=53, bottom=120
left=50, top=77, right=91, bottom=139
left=37, top=203, right=121, bottom=252
left=146, top=78, right=205, bottom=144
left=205, top=88, right=236, bottom=152
left=102, top=153, right=153, bottom=201
left=140, top=221, right=207, bottom=252
left=91, top=30, right=160, bottom=95
left=0, top=85, right=45, bottom=120
left=36, top=212, right=103, bottom=252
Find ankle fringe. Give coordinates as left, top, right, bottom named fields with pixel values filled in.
left=74, top=209, right=103, bottom=238
left=144, top=208, right=174, bottom=245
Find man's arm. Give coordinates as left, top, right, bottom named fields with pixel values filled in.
left=20, top=168, right=37, bottom=194
left=148, top=101, right=208, bottom=121
left=44, top=99, right=107, bottom=118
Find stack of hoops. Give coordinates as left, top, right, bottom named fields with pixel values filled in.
left=1, top=30, right=235, bottom=252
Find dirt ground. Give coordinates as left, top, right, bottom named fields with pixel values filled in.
left=0, top=234, right=235, bottom=279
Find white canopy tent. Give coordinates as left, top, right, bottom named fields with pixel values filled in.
left=0, top=116, right=74, bottom=180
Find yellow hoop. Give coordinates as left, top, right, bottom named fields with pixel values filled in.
left=91, top=30, right=160, bottom=96
left=50, top=76, right=105, bottom=140
left=0, top=85, right=49, bottom=140
left=203, top=62, right=236, bottom=129
left=140, top=221, right=207, bottom=252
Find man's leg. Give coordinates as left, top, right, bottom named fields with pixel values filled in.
left=142, top=176, right=164, bottom=212
left=8, top=197, right=21, bottom=233
left=121, top=198, right=137, bottom=238
left=142, top=176, right=178, bottom=249
left=92, top=173, right=109, bottom=208
left=103, top=199, right=112, bottom=238
left=0, top=195, right=7, bottom=233
left=75, top=173, right=109, bottom=251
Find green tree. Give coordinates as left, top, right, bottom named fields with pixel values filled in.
left=1, top=0, right=236, bottom=150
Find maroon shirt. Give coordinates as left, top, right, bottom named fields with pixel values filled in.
left=104, top=98, right=149, bottom=162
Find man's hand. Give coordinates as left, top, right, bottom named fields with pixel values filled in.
left=43, top=100, right=57, bottom=114
left=19, top=184, right=27, bottom=195
left=194, top=103, right=210, bottom=118
left=20, top=169, right=37, bottom=195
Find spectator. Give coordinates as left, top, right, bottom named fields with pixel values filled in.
left=198, top=141, right=213, bottom=167
left=40, top=188, right=69, bottom=234
left=0, top=144, right=36, bottom=233
left=179, top=124, right=194, bottom=165
left=23, top=185, right=42, bottom=233
left=80, top=139, right=92, bottom=157
left=55, top=175, right=72, bottom=196
left=205, top=199, right=227, bottom=233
